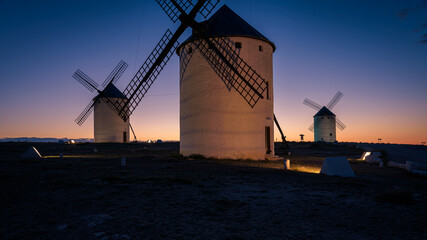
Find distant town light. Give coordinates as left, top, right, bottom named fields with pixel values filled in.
left=70, top=140, right=76, bottom=144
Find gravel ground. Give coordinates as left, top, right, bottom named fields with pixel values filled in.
left=0, top=142, right=426, bottom=239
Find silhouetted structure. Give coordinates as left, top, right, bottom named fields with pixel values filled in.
left=72, top=61, right=132, bottom=142
left=303, top=91, right=346, bottom=142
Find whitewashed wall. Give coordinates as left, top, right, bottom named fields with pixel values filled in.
left=94, top=99, right=129, bottom=143
left=314, top=115, right=336, bottom=142
left=179, top=37, right=275, bottom=160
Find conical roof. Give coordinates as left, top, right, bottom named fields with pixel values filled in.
left=314, top=106, right=336, bottom=117
left=96, top=84, right=127, bottom=99
left=178, top=5, right=275, bottom=51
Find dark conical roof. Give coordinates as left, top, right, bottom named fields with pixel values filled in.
left=178, top=5, right=275, bottom=51
left=96, top=84, right=127, bottom=99
left=314, top=106, right=336, bottom=117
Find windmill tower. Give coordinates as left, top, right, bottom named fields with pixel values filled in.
left=177, top=5, right=275, bottom=159
left=303, top=91, right=346, bottom=142
left=103, top=0, right=285, bottom=159
left=73, top=61, right=130, bottom=143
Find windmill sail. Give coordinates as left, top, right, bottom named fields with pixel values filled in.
left=335, top=117, right=346, bottom=130
left=309, top=117, right=323, bottom=132
left=75, top=99, right=96, bottom=126
left=156, top=0, right=194, bottom=23
left=303, top=98, right=322, bottom=111
left=107, top=29, right=180, bottom=120
left=104, top=0, right=220, bottom=121
left=73, top=60, right=128, bottom=126
left=326, top=91, right=343, bottom=110
left=73, top=69, right=100, bottom=93
left=192, top=36, right=267, bottom=107
left=102, top=60, right=128, bottom=87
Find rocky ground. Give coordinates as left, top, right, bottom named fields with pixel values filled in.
left=0, top=142, right=426, bottom=239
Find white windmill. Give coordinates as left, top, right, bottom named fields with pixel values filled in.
left=177, top=5, right=277, bottom=159
left=303, top=91, right=346, bottom=142
left=102, top=1, right=287, bottom=159
left=73, top=61, right=133, bottom=143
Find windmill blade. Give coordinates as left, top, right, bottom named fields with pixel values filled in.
left=155, top=0, right=220, bottom=23
left=73, top=69, right=99, bottom=92
left=193, top=36, right=268, bottom=107
left=105, top=29, right=180, bottom=120
left=309, top=117, right=323, bottom=132
left=102, top=60, right=128, bottom=87
left=75, top=99, right=96, bottom=126
left=155, top=0, right=194, bottom=23
left=326, top=91, right=343, bottom=110
left=336, top=117, right=346, bottom=130
left=308, top=122, right=315, bottom=132
left=198, top=0, right=220, bottom=18
left=105, top=0, right=209, bottom=121
left=303, top=98, right=322, bottom=111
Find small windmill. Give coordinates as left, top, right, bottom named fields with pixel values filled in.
left=99, top=0, right=286, bottom=159
left=303, top=91, right=346, bottom=142
left=73, top=60, right=136, bottom=143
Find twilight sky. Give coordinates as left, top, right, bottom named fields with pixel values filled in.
left=0, top=0, right=426, bottom=144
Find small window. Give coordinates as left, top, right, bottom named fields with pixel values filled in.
left=259, top=45, right=263, bottom=52
left=329, top=133, right=332, bottom=136
left=188, top=47, right=192, bottom=54
left=235, top=42, right=242, bottom=49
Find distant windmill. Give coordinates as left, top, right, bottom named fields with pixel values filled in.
left=73, top=60, right=136, bottom=143
left=303, top=91, right=346, bottom=142
left=102, top=1, right=286, bottom=159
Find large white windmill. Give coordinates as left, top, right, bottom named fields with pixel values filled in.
left=177, top=5, right=277, bottom=159
left=303, top=91, right=346, bottom=142
left=73, top=61, right=132, bottom=143
left=100, top=1, right=287, bottom=160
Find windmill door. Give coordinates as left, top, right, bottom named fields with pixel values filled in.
left=123, top=132, right=127, bottom=143
left=265, top=126, right=271, bottom=154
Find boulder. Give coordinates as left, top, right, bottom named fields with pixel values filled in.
left=320, top=157, right=355, bottom=177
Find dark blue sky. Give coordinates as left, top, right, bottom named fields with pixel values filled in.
left=0, top=0, right=426, bottom=143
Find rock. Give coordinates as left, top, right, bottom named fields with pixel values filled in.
left=320, top=157, right=355, bottom=177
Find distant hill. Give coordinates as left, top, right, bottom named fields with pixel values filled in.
left=0, top=137, right=93, bottom=143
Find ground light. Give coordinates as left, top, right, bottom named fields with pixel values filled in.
left=361, top=151, right=371, bottom=160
